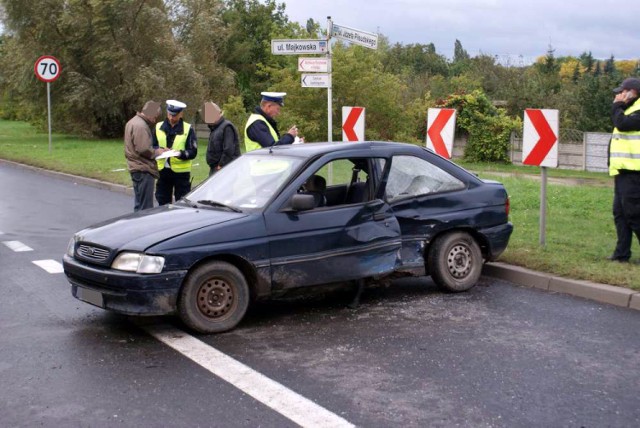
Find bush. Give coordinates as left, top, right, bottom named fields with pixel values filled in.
left=440, top=90, right=520, bottom=162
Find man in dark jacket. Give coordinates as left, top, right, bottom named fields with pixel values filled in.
left=124, top=101, right=165, bottom=211
left=608, top=77, right=640, bottom=262
left=204, top=102, right=240, bottom=175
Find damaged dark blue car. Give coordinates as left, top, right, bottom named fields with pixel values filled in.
left=63, top=141, right=513, bottom=333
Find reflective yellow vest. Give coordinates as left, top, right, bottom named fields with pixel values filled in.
left=244, top=114, right=278, bottom=152
left=610, top=98, right=640, bottom=176
left=156, top=122, right=192, bottom=173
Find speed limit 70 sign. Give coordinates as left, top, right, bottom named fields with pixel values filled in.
left=34, top=55, right=61, bottom=82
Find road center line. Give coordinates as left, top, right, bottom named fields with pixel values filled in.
left=143, top=324, right=354, bottom=428
left=3, top=240, right=33, bottom=252
left=32, top=259, right=64, bottom=274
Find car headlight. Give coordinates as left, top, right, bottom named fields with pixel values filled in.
left=66, top=236, right=77, bottom=257
left=111, top=252, right=165, bottom=274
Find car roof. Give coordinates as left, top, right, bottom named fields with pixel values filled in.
left=245, top=141, right=425, bottom=158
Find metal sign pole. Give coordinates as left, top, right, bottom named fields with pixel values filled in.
left=47, top=81, right=52, bottom=152
left=540, top=166, right=547, bottom=246
left=327, top=16, right=332, bottom=144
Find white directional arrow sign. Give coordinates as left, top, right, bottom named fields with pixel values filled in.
left=301, top=73, right=330, bottom=88
left=298, top=57, right=330, bottom=73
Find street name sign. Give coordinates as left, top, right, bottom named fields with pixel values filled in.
left=271, top=39, right=328, bottom=55
left=301, top=73, right=330, bottom=88
left=331, top=23, right=378, bottom=49
left=298, top=57, right=330, bottom=73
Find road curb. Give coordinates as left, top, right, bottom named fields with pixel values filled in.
left=483, top=262, right=640, bottom=310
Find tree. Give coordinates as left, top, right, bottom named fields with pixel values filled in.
left=450, top=39, right=470, bottom=76
left=219, top=0, right=304, bottom=109
left=453, top=39, right=469, bottom=62
left=579, top=51, right=595, bottom=73
left=0, top=0, right=220, bottom=137
left=603, top=55, right=617, bottom=76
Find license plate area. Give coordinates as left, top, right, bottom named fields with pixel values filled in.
left=77, top=287, right=104, bottom=308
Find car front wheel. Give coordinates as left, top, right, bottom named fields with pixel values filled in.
left=427, top=231, right=482, bottom=292
left=178, top=261, right=250, bottom=333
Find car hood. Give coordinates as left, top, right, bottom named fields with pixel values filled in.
left=75, top=204, right=248, bottom=252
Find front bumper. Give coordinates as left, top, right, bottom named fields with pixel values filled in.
left=63, top=255, right=187, bottom=316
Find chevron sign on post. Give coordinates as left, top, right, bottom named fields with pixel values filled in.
left=426, top=108, right=457, bottom=158
left=522, top=109, right=559, bottom=167
left=342, top=106, right=365, bottom=141
left=522, top=108, right=559, bottom=247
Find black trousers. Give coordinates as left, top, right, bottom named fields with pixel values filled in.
left=612, top=172, right=640, bottom=260
left=155, top=168, right=191, bottom=206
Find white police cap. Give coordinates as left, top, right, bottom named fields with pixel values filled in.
left=166, top=99, right=187, bottom=115
left=261, top=92, right=287, bottom=106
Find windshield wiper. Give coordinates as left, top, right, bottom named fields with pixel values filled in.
left=196, top=200, right=242, bottom=212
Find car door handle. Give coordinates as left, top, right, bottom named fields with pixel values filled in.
left=373, top=212, right=387, bottom=221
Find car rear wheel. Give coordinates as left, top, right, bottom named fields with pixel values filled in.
left=178, top=261, right=250, bottom=334
left=427, top=231, right=482, bottom=292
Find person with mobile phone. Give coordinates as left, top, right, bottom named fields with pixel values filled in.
left=607, top=77, right=640, bottom=262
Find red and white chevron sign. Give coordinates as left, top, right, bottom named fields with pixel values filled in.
left=522, top=109, right=558, bottom=167
left=342, top=106, right=365, bottom=141
left=426, top=108, right=457, bottom=158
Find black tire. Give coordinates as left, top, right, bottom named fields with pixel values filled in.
left=178, top=261, right=250, bottom=334
left=427, top=231, right=482, bottom=292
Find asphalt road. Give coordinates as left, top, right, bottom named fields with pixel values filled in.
left=2, top=161, right=640, bottom=427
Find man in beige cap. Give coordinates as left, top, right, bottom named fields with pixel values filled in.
left=124, top=100, right=166, bottom=211
left=203, top=101, right=240, bottom=175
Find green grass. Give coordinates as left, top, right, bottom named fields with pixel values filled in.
left=0, top=120, right=212, bottom=185
left=2, top=119, right=639, bottom=290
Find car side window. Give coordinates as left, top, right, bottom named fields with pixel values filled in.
left=300, top=157, right=386, bottom=208
left=385, top=155, right=464, bottom=202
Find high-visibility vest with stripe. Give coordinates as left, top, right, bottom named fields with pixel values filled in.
left=156, top=122, right=192, bottom=173
left=244, top=114, right=278, bottom=152
left=610, top=98, right=640, bottom=176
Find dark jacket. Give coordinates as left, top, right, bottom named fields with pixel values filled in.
left=206, top=118, right=240, bottom=171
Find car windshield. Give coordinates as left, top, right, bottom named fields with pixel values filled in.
left=186, top=153, right=304, bottom=210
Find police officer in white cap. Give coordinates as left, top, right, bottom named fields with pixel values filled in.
left=244, top=92, right=299, bottom=152
left=152, top=99, right=198, bottom=205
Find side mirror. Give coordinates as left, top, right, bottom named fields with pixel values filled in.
left=290, top=193, right=316, bottom=211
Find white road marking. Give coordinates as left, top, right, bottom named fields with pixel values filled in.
left=32, top=259, right=64, bottom=274
left=3, top=240, right=33, bottom=252
left=144, top=324, right=354, bottom=428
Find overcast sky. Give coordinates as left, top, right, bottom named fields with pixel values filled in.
left=280, top=0, right=638, bottom=63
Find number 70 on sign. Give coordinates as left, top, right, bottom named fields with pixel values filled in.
left=34, top=55, right=61, bottom=82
